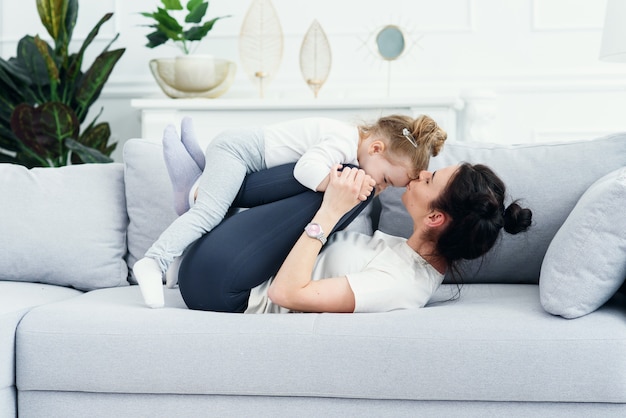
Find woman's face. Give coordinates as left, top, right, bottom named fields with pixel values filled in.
left=401, top=165, right=459, bottom=220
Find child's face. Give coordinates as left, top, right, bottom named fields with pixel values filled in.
left=359, top=153, right=412, bottom=194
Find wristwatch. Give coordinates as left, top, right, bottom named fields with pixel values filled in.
left=304, top=222, right=327, bottom=245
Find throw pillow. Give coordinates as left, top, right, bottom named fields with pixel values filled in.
left=0, top=163, right=129, bottom=291
left=539, top=166, right=626, bottom=319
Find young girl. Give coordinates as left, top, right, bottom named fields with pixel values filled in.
left=134, top=114, right=447, bottom=308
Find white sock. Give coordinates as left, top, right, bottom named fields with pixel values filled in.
left=134, top=257, right=165, bottom=308
left=165, top=256, right=182, bottom=289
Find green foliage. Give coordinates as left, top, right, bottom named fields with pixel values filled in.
left=141, top=0, right=230, bottom=55
left=0, top=0, right=125, bottom=167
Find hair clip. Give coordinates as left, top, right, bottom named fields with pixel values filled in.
left=402, top=128, right=418, bottom=148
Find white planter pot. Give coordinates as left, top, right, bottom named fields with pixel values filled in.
left=173, top=54, right=216, bottom=92
left=149, top=57, right=237, bottom=99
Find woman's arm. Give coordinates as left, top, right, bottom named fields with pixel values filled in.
left=267, top=166, right=371, bottom=313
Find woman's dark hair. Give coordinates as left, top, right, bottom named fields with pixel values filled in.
left=431, top=163, right=532, bottom=269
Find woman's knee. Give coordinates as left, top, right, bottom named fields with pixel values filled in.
left=178, top=267, right=248, bottom=312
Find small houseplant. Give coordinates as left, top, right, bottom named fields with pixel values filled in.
left=141, top=0, right=236, bottom=97
left=141, top=0, right=230, bottom=55
left=0, top=0, right=125, bottom=167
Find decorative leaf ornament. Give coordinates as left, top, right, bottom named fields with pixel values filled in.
left=299, top=19, right=331, bottom=98
left=239, top=0, right=284, bottom=98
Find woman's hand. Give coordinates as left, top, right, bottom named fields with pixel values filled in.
left=321, top=165, right=373, bottom=217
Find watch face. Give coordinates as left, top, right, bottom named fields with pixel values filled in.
left=306, top=223, right=321, bottom=235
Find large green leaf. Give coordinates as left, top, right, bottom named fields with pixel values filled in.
left=79, top=120, right=110, bottom=151
left=36, top=0, right=78, bottom=59
left=184, top=18, right=225, bottom=41
left=0, top=125, right=20, bottom=152
left=11, top=102, right=79, bottom=161
left=34, top=35, right=60, bottom=90
left=185, top=0, right=207, bottom=23
left=66, top=13, right=114, bottom=89
left=16, top=36, right=51, bottom=88
left=63, top=0, right=78, bottom=54
left=162, top=0, right=183, bottom=10
left=74, top=48, right=125, bottom=121
left=0, top=60, right=29, bottom=95
left=145, top=30, right=169, bottom=48
left=36, top=0, right=65, bottom=41
left=65, top=137, right=112, bottom=163
left=0, top=94, right=18, bottom=125
left=3, top=58, right=38, bottom=103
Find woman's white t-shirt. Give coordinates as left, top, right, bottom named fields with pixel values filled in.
left=245, top=230, right=444, bottom=314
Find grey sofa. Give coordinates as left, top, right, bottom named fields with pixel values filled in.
left=1, top=132, right=626, bottom=418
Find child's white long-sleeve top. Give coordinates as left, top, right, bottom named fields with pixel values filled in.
left=263, top=117, right=360, bottom=190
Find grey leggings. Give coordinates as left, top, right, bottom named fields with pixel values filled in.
left=145, top=128, right=266, bottom=273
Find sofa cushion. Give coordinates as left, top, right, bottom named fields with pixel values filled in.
left=0, top=163, right=129, bottom=290
left=0, top=281, right=82, bottom=417
left=378, top=133, right=626, bottom=283
left=16, top=284, right=626, bottom=404
left=540, top=166, right=626, bottom=318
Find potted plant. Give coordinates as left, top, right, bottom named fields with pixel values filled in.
left=141, top=0, right=236, bottom=98
left=0, top=0, right=125, bottom=167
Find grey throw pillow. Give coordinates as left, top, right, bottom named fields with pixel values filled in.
left=539, top=167, right=626, bottom=319
left=0, top=163, right=129, bottom=291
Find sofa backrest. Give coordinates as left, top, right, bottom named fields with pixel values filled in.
left=124, top=134, right=626, bottom=285
left=378, top=133, right=626, bottom=284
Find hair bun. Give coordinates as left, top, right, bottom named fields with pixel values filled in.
left=503, top=202, right=532, bottom=234
left=413, top=115, right=447, bottom=157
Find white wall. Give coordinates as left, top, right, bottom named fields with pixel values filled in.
left=2, top=0, right=625, bottom=162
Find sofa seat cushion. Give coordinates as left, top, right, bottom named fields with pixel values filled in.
left=1, top=282, right=82, bottom=417
left=16, top=284, right=626, bottom=404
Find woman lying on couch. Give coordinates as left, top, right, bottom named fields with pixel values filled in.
left=166, top=132, right=532, bottom=314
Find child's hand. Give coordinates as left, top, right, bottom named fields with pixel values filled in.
left=359, top=173, right=376, bottom=201
left=321, top=165, right=367, bottom=217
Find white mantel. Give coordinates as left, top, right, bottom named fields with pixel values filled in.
left=130, top=97, right=465, bottom=146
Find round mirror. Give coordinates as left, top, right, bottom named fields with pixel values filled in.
left=375, top=25, right=405, bottom=60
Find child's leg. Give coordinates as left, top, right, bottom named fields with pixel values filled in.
left=135, top=128, right=265, bottom=308
left=162, top=124, right=203, bottom=215
left=178, top=183, right=374, bottom=313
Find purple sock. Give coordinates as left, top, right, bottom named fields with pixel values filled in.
left=162, top=124, right=202, bottom=215
left=180, top=117, right=206, bottom=171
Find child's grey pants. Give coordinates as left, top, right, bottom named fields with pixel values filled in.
left=145, top=128, right=266, bottom=273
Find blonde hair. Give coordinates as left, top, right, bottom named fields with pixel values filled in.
left=359, top=114, right=447, bottom=179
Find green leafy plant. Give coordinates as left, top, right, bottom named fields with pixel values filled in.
left=0, top=0, right=125, bottom=167
left=141, top=0, right=230, bottom=55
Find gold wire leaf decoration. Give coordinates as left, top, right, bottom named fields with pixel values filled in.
left=299, top=19, right=331, bottom=98
left=239, top=0, right=284, bottom=98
